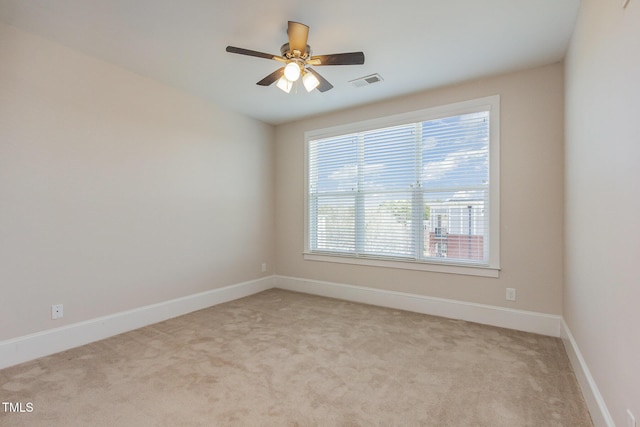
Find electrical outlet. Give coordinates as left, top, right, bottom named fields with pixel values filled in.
left=628, top=410, right=636, bottom=427
left=261, top=262, right=267, bottom=273
left=51, top=304, right=63, bottom=320
left=506, top=288, right=516, bottom=301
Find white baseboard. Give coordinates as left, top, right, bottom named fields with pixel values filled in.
left=274, top=275, right=562, bottom=337
left=560, top=319, right=614, bottom=427
left=0, top=276, right=275, bottom=370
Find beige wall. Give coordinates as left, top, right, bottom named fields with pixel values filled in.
left=564, top=0, right=640, bottom=425
left=0, top=23, right=275, bottom=341
left=275, top=63, right=564, bottom=314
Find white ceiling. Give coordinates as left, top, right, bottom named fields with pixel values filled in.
left=0, top=0, right=580, bottom=125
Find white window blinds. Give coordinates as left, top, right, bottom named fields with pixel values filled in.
left=308, top=108, right=492, bottom=266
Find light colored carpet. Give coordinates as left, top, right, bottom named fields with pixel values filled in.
left=1, top=289, right=591, bottom=426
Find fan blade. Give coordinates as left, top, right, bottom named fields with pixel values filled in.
left=310, top=52, right=365, bottom=66
left=306, top=68, right=333, bottom=92
left=257, top=67, right=285, bottom=86
left=287, top=21, right=309, bottom=54
left=226, top=46, right=278, bottom=60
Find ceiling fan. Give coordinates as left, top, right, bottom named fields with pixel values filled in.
left=225, top=21, right=365, bottom=93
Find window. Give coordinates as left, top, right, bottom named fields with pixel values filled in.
left=304, top=96, right=500, bottom=277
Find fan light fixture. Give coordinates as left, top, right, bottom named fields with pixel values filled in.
left=276, top=62, right=320, bottom=93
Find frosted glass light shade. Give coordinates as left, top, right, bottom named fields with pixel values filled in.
left=276, top=76, right=293, bottom=93
left=303, top=72, right=320, bottom=92
left=284, top=62, right=301, bottom=81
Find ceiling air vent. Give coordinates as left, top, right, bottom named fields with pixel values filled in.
left=349, top=73, right=384, bottom=88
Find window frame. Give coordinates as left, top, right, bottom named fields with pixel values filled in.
left=303, top=95, right=500, bottom=278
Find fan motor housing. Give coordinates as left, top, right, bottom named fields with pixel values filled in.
left=280, top=43, right=311, bottom=59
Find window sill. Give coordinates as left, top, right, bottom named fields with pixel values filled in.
left=303, top=252, right=500, bottom=278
